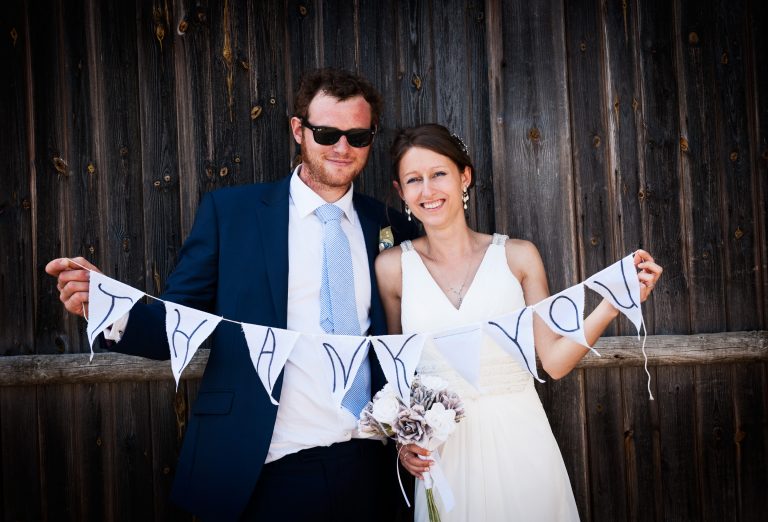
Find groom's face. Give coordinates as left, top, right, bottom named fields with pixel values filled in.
left=291, top=93, right=374, bottom=200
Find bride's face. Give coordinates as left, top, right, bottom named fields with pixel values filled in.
left=395, top=146, right=471, bottom=226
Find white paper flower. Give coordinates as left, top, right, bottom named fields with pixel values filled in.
left=371, top=394, right=401, bottom=424
left=424, top=402, right=457, bottom=440
left=419, top=375, right=448, bottom=392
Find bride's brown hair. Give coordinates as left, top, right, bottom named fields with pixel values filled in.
left=389, top=124, right=475, bottom=189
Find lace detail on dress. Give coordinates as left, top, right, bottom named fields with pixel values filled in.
left=492, top=233, right=508, bottom=246
left=400, top=239, right=414, bottom=252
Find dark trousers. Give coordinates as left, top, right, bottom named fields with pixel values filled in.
left=241, top=439, right=408, bottom=522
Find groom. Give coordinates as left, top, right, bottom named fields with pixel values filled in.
left=47, top=68, right=416, bottom=521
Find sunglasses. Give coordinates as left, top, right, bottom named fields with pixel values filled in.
left=301, top=119, right=377, bottom=148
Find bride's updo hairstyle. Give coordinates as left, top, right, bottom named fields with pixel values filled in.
left=389, top=124, right=476, bottom=189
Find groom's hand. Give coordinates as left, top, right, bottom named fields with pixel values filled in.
left=398, top=443, right=433, bottom=480
left=46, top=257, right=101, bottom=318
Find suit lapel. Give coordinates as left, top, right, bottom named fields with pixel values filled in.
left=255, top=176, right=291, bottom=328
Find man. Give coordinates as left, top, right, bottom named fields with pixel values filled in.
left=47, top=68, right=416, bottom=520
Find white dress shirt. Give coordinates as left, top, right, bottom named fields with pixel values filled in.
left=266, top=166, right=372, bottom=463
left=106, top=165, right=374, bottom=463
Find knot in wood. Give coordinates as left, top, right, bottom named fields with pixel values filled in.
left=579, top=41, right=587, bottom=52
left=155, top=24, right=166, bottom=44
left=219, top=166, right=229, bottom=177
left=688, top=32, right=699, bottom=45
left=679, top=137, right=689, bottom=152
left=178, top=20, right=188, bottom=34
left=411, top=73, right=422, bottom=91
left=721, top=52, right=729, bottom=65
left=10, top=27, right=18, bottom=47
left=87, top=163, right=96, bottom=174
left=299, top=4, right=308, bottom=16
left=734, top=227, right=744, bottom=240
left=251, top=105, right=263, bottom=120
left=592, top=135, right=601, bottom=148
left=729, top=150, right=739, bottom=162
left=528, top=127, right=541, bottom=142
left=53, top=157, right=68, bottom=175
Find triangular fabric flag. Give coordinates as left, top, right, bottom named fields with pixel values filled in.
left=584, top=253, right=643, bottom=338
left=307, top=334, right=370, bottom=406
left=164, top=302, right=222, bottom=389
left=242, top=324, right=301, bottom=405
left=533, top=284, right=598, bottom=355
left=484, top=306, right=544, bottom=382
left=370, top=333, right=427, bottom=401
left=431, top=325, right=483, bottom=390
left=86, top=272, right=145, bottom=361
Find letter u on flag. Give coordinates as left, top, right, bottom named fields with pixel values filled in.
left=164, top=302, right=222, bottom=389
left=584, top=253, right=643, bottom=337
left=87, top=272, right=145, bottom=361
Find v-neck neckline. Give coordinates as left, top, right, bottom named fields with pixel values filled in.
left=409, top=239, right=496, bottom=312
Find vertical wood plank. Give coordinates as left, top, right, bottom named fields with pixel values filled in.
left=136, top=0, right=182, bottom=295
left=321, top=0, right=358, bottom=68
left=72, top=383, right=110, bottom=522
left=0, top=387, right=41, bottom=521
left=395, top=0, right=435, bottom=127
left=656, top=365, right=701, bottom=521
left=731, top=363, right=768, bottom=520
left=696, top=365, right=738, bottom=521
left=358, top=0, right=399, bottom=200
left=208, top=0, right=253, bottom=188
left=432, top=0, right=493, bottom=234
left=676, top=0, right=728, bottom=333
left=172, top=0, right=215, bottom=236
left=84, top=0, right=146, bottom=301
left=149, top=380, right=191, bottom=521
left=0, top=0, right=34, bottom=355
left=112, top=382, right=155, bottom=521
left=708, top=0, right=759, bottom=332
left=246, top=0, right=291, bottom=184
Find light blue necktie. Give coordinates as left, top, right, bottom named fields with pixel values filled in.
left=315, top=203, right=371, bottom=417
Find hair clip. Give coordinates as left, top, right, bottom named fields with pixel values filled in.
left=451, top=132, right=469, bottom=156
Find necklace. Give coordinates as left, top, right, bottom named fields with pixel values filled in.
left=447, top=260, right=473, bottom=306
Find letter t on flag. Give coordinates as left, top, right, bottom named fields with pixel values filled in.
left=86, top=272, right=145, bottom=361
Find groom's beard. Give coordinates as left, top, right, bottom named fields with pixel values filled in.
left=298, top=136, right=371, bottom=193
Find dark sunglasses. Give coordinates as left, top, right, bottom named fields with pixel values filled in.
left=301, top=119, right=377, bottom=148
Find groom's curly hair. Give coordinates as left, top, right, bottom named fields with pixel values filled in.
left=293, top=68, right=383, bottom=126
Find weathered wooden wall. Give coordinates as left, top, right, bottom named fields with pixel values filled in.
left=0, top=0, right=766, bottom=520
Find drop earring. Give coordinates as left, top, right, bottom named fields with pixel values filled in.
left=405, top=204, right=412, bottom=221
left=462, top=187, right=469, bottom=210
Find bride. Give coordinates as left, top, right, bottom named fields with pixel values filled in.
left=375, top=124, right=662, bottom=521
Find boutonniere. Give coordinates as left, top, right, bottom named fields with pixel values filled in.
left=379, top=226, right=394, bottom=252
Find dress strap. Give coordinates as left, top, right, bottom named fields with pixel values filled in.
left=492, top=233, right=508, bottom=246
left=401, top=239, right=414, bottom=252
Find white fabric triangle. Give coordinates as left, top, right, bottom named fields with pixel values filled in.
left=431, top=325, right=483, bottom=390
left=242, top=324, right=301, bottom=405
left=533, top=284, right=598, bottom=355
left=164, top=302, right=222, bottom=389
left=370, top=333, right=427, bottom=401
left=86, top=272, right=146, bottom=361
left=585, top=253, right=643, bottom=338
left=307, top=334, right=370, bottom=406
left=484, top=306, right=544, bottom=382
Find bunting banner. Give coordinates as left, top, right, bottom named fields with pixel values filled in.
left=164, top=302, right=222, bottom=389
left=86, top=272, right=145, bottom=361
left=80, top=252, right=651, bottom=401
left=431, top=325, right=483, bottom=390
left=484, top=306, right=543, bottom=383
left=307, top=334, right=371, bottom=407
left=242, top=324, right=301, bottom=405
left=371, top=333, right=427, bottom=402
left=533, top=283, right=598, bottom=356
left=584, top=253, right=643, bottom=338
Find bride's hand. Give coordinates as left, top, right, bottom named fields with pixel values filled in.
left=634, top=249, right=663, bottom=302
left=397, top=443, right=432, bottom=480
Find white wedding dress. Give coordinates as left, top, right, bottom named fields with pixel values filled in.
left=401, top=234, right=580, bottom=522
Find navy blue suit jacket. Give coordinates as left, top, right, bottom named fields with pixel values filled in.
left=112, top=175, right=416, bottom=520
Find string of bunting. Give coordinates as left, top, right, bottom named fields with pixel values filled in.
left=75, top=252, right=653, bottom=404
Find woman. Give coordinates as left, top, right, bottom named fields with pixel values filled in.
left=375, top=124, right=662, bottom=521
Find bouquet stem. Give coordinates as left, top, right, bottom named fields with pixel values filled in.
left=426, top=487, right=441, bottom=522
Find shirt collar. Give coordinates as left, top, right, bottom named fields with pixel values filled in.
left=290, top=164, right=356, bottom=223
